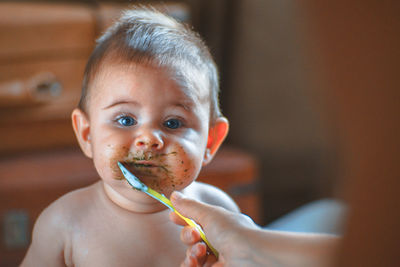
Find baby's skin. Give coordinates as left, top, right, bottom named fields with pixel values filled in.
left=21, top=63, right=238, bottom=266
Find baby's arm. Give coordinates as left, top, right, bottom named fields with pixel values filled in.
left=20, top=204, right=67, bottom=267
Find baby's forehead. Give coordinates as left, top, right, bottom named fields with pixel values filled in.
left=90, top=62, right=211, bottom=106
left=171, top=67, right=210, bottom=104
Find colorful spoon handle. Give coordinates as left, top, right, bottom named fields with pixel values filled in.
left=147, top=188, right=219, bottom=258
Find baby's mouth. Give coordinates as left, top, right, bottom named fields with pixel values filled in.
left=115, top=151, right=176, bottom=181
left=123, top=160, right=168, bottom=177
left=128, top=161, right=158, bottom=168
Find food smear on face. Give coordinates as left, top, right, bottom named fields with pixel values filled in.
left=109, top=145, right=130, bottom=180
left=108, top=145, right=191, bottom=196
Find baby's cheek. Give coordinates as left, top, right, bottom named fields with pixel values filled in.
left=176, top=158, right=197, bottom=183
left=157, top=150, right=200, bottom=196
left=102, top=144, right=129, bottom=180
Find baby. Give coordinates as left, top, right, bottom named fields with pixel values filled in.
left=21, top=6, right=239, bottom=267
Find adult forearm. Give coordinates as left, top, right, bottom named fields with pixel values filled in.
left=248, top=229, right=340, bottom=267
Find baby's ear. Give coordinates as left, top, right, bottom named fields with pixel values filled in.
left=71, top=108, right=93, bottom=158
left=203, top=117, right=229, bottom=166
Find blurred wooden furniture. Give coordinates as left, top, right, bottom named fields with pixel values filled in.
left=0, top=146, right=259, bottom=266
left=0, top=2, right=189, bottom=155
left=0, top=3, right=95, bottom=154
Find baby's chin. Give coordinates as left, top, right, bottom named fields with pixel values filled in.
left=139, top=175, right=189, bottom=197
left=105, top=168, right=190, bottom=197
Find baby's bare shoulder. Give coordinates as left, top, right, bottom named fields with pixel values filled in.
left=44, top=181, right=99, bottom=222
left=21, top=182, right=100, bottom=266
left=185, top=182, right=240, bottom=212
left=33, top=182, right=99, bottom=239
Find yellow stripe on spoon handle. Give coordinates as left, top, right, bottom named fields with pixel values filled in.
left=147, top=188, right=219, bottom=258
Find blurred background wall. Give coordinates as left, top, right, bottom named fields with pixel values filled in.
left=222, top=0, right=339, bottom=223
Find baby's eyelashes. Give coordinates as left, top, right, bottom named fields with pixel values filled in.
left=163, top=118, right=183, bottom=129
left=111, top=113, right=188, bottom=132
left=116, top=115, right=137, bottom=127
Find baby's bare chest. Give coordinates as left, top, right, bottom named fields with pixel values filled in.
left=68, top=214, right=186, bottom=267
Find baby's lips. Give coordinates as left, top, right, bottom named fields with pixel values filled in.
left=124, top=153, right=148, bottom=161
left=134, top=160, right=158, bottom=167
left=126, top=151, right=177, bottom=162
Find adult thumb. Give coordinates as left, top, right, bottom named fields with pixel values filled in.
left=170, top=191, right=227, bottom=235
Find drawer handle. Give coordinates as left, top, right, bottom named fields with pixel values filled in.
left=0, top=72, right=62, bottom=108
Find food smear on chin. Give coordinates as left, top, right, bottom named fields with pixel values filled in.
left=108, top=147, right=183, bottom=195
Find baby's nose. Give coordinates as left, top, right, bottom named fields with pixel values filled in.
left=134, top=130, right=164, bottom=150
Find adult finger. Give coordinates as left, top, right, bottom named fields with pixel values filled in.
left=184, top=242, right=209, bottom=267
left=170, top=191, right=228, bottom=236
left=169, top=210, right=187, bottom=226
left=180, top=226, right=201, bottom=246
left=203, top=255, right=218, bottom=267
left=180, top=254, right=197, bottom=267
left=181, top=243, right=206, bottom=267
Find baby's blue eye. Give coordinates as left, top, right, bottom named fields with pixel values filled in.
left=164, top=119, right=182, bottom=129
left=117, top=116, right=136, bottom=127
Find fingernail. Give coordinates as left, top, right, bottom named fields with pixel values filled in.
left=191, top=246, right=198, bottom=257
left=184, top=228, right=193, bottom=241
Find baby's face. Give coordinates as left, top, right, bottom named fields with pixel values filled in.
left=87, top=63, right=210, bottom=198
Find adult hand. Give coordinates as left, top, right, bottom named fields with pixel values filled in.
left=169, top=191, right=267, bottom=267
left=170, top=191, right=340, bottom=267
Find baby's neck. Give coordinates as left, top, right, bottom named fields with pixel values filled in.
left=102, top=182, right=168, bottom=214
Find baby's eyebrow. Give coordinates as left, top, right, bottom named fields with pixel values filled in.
left=103, top=100, right=141, bottom=110
left=172, top=102, right=191, bottom=111
left=171, top=96, right=199, bottom=112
